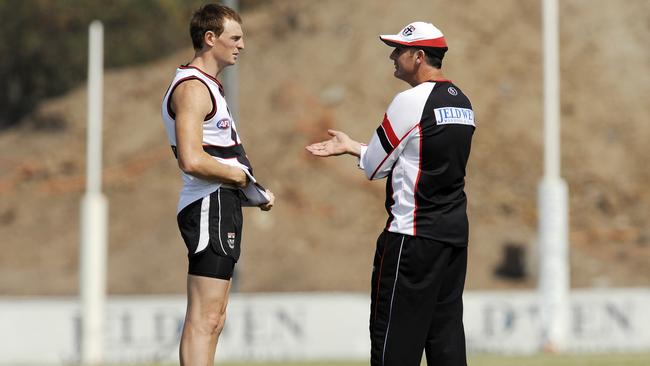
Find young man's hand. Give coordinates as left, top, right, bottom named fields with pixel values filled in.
left=230, top=166, right=248, bottom=188
left=259, top=189, right=275, bottom=211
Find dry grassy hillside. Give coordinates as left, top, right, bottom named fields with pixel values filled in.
left=0, top=0, right=648, bottom=295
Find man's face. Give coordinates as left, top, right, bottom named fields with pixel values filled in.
left=211, top=18, right=244, bottom=66
left=389, top=46, right=416, bottom=82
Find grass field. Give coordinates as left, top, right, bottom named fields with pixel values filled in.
left=201, top=353, right=650, bottom=366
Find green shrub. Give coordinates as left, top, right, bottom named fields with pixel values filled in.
left=0, top=0, right=207, bottom=129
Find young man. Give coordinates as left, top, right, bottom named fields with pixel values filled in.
left=306, top=22, right=475, bottom=366
left=161, top=4, right=274, bottom=365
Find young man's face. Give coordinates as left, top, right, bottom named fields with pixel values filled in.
left=389, top=46, right=417, bottom=83
left=211, top=18, right=244, bottom=66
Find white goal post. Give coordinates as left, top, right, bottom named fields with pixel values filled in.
left=538, top=0, right=570, bottom=352
left=79, top=20, right=108, bottom=365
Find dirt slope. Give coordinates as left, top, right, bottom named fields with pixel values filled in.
left=0, top=0, right=648, bottom=295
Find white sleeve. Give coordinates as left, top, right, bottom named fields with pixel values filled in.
left=359, top=89, right=426, bottom=180
left=358, top=144, right=368, bottom=170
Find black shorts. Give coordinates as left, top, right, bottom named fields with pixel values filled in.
left=370, top=230, right=468, bottom=366
left=177, top=187, right=243, bottom=280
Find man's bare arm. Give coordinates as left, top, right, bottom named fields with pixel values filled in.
left=172, top=79, right=247, bottom=187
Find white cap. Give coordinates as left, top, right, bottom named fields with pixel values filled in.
left=379, top=22, right=447, bottom=49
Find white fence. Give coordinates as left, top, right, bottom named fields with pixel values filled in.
left=1, top=289, right=648, bottom=364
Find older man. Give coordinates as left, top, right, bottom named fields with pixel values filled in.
left=307, top=21, right=475, bottom=366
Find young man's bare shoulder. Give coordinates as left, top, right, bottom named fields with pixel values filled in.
left=171, top=79, right=212, bottom=114
left=173, top=79, right=211, bottom=101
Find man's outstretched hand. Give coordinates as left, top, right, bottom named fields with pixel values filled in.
left=305, top=129, right=361, bottom=157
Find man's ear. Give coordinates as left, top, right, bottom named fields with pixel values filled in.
left=416, top=49, right=426, bottom=64
left=204, top=30, right=216, bottom=48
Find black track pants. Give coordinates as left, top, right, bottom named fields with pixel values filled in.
left=369, top=230, right=468, bottom=366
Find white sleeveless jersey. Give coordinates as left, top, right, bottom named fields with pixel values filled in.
left=161, top=65, right=251, bottom=213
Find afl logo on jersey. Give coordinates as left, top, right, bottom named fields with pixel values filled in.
left=216, top=118, right=231, bottom=129
left=447, top=87, right=458, bottom=96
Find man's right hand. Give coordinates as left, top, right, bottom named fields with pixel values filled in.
left=231, top=166, right=248, bottom=188
left=305, top=129, right=362, bottom=157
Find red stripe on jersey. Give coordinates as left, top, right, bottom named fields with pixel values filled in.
left=369, top=123, right=421, bottom=180
left=412, top=125, right=423, bottom=236
left=381, top=114, right=400, bottom=148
